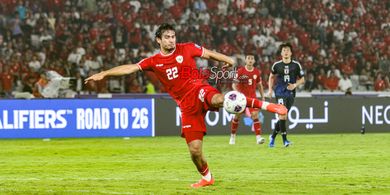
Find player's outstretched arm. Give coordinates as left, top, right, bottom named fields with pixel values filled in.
left=84, top=64, right=140, bottom=84
left=202, top=48, right=234, bottom=67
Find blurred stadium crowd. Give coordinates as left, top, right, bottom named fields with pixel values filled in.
left=0, top=0, right=389, bottom=98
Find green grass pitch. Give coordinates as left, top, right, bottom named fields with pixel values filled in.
left=1, top=133, right=390, bottom=194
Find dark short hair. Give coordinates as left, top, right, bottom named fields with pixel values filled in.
left=155, top=23, right=175, bottom=39
left=246, top=53, right=255, bottom=57
left=278, top=42, right=293, bottom=56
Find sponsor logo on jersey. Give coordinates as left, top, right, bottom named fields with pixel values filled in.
left=238, top=75, right=249, bottom=79
left=176, top=55, right=183, bottom=63
left=156, top=64, right=163, bottom=67
left=236, top=75, right=250, bottom=84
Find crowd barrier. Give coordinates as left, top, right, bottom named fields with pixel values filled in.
left=0, top=99, right=154, bottom=138
left=155, top=96, right=390, bottom=136
left=0, top=94, right=388, bottom=138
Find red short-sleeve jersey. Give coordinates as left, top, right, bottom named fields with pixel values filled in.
left=1, top=72, right=13, bottom=92
left=235, top=66, right=262, bottom=98
left=137, top=43, right=206, bottom=103
left=325, top=76, right=339, bottom=91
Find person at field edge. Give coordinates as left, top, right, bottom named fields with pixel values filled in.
left=267, top=43, right=305, bottom=147
left=229, top=54, right=266, bottom=145
left=85, top=23, right=287, bottom=188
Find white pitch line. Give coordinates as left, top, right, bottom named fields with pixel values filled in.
left=0, top=189, right=135, bottom=195
left=0, top=177, right=190, bottom=182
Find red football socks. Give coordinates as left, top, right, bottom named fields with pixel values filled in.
left=253, top=118, right=261, bottom=135
left=198, top=163, right=209, bottom=176
left=246, top=97, right=287, bottom=115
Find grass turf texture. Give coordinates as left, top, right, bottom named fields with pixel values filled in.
left=1, top=134, right=389, bottom=194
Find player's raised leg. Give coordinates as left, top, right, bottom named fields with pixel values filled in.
left=184, top=132, right=214, bottom=188
left=209, top=93, right=287, bottom=115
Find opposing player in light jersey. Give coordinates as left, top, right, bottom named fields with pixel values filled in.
left=85, top=24, right=287, bottom=188
left=229, top=54, right=266, bottom=145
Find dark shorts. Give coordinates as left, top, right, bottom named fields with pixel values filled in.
left=276, top=96, right=295, bottom=110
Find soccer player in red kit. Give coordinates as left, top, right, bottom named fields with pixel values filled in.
left=229, top=54, right=266, bottom=145
left=85, top=24, right=287, bottom=188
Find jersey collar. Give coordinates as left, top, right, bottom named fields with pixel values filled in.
left=245, top=65, right=254, bottom=72
left=282, top=59, right=292, bottom=64
left=159, top=47, right=176, bottom=57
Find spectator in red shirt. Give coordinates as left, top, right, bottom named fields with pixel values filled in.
left=325, top=71, right=340, bottom=91
left=374, top=72, right=387, bottom=91
left=1, top=65, right=14, bottom=96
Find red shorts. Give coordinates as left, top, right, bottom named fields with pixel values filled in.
left=179, top=85, right=220, bottom=140
left=183, top=131, right=205, bottom=144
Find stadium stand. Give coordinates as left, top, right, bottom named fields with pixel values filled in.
left=0, top=0, right=389, bottom=98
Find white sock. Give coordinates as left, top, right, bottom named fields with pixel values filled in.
left=256, top=135, right=261, bottom=140
left=231, top=134, right=236, bottom=138
left=202, top=170, right=212, bottom=181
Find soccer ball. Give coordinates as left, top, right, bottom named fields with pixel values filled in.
left=223, top=91, right=247, bottom=114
